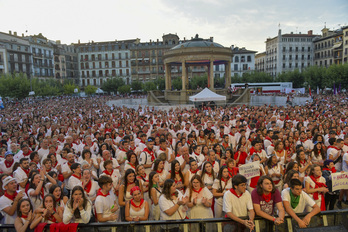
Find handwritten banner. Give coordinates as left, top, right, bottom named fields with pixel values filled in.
left=332, top=172, right=348, bottom=192
left=239, top=161, right=260, bottom=179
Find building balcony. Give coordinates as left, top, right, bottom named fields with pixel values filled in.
left=33, top=53, right=43, bottom=58
left=138, top=70, right=150, bottom=74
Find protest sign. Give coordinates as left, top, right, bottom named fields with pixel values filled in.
left=239, top=161, right=260, bottom=179
left=332, top=172, right=348, bottom=192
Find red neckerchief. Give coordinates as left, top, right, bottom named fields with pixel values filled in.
left=262, top=192, right=272, bottom=202
left=300, top=139, right=307, bottom=143
left=206, top=171, right=213, bottom=177
left=194, top=152, right=200, bottom=156
left=84, top=180, right=92, bottom=193
left=176, top=154, right=181, bottom=157
left=222, top=142, right=229, bottom=149
left=22, top=167, right=30, bottom=177
left=128, top=163, right=136, bottom=170
left=220, top=132, right=224, bottom=138
left=323, top=167, right=337, bottom=173
left=72, top=174, right=81, bottom=179
left=23, top=151, right=31, bottom=157
left=192, top=187, right=203, bottom=193
left=47, top=208, right=57, bottom=223
left=67, top=162, right=73, bottom=168
left=229, top=132, right=235, bottom=136
left=276, top=149, right=284, bottom=153
left=127, top=181, right=135, bottom=186
left=265, top=136, right=272, bottom=141
left=190, top=169, right=199, bottom=174
left=156, top=169, right=163, bottom=174
left=309, top=175, right=327, bottom=211
left=221, top=177, right=229, bottom=183
left=129, top=146, right=136, bottom=151
left=103, top=169, right=113, bottom=176
left=159, top=147, right=166, bottom=152
left=143, top=147, right=155, bottom=162
left=130, top=199, right=144, bottom=208
left=211, top=161, right=216, bottom=166
left=21, top=214, right=28, bottom=219
left=230, top=188, right=243, bottom=198
left=300, top=160, right=306, bottom=166
left=4, top=191, right=17, bottom=201
left=4, top=160, right=14, bottom=168
left=97, top=189, right=109, bottom=197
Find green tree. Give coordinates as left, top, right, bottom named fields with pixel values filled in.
left=63, top=82, right=78, bottom=95
left=143, top=82, right=157, bottom=92
left=101, top=77, right=125, bottom=93
left=118, top=85, right=131, bottom=94
left=85, top=85, right=97, bottom=95
left=171, top=77, right=182, bottom=90
left=190, top=75, right=207, bottom=89
left=131, top=81, right=143, bottom=91
left=154, top=78, right=165, bottom=90
left=0, top=73, right=30, bottom=98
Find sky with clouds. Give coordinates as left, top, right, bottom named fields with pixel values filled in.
left=0, top=0, right=347, bottom=53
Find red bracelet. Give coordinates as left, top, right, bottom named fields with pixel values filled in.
left=273, top=217, right=276, bottom=222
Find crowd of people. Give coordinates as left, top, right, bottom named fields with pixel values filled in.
left=0, top=93, right=347, bottom=232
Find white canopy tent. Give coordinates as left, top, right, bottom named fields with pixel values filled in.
left=189, top=88, right=226, bottom=102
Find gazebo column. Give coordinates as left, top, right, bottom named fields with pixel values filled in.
left=209, top=59, right=214, bottom=90
left=165, top=63, right=170, bottom=90
left=182, top=61, right=186, bottom=90
left=225, top=61, right=231, bottom=88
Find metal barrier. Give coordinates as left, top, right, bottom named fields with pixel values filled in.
left=1, top=209, right=347, bottom=232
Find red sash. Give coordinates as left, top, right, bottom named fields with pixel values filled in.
left=309, top=175, right=327, bottom=211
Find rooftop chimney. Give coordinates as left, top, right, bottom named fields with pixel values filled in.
left=9, top=30, right=12, bottom=35
left=22, top=33, right=24, bottom=37
left=308, top=30, right=313, bottom=35
left=14, top=32, right=17, bottom=36
left=56, top=40, right=61, bottom=45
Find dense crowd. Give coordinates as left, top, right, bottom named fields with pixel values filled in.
left=0, top=94, right=347, bottom=232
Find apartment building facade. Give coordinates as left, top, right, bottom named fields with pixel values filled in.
left=0, top=31, right=32, bottom=77
left=265, top=29, right=316, bottom=77
left=313, top=26, right=348, bottom=67
left=75, top=39, right=137, bottom=86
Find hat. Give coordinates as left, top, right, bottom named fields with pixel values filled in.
left=2, top=176, right=16, bottom=190
left=4, top=151, right=13, bottom=158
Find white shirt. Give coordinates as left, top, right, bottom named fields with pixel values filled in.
left=281, top=188, right=315, bottom=214
left=63, top=200, right=92, bottom=224
left=37, top=147, right=49, bottom=161
left=159, top=191, right=186, bottom=220
left=67, top=175, right=82, bottom=191
left=223, top=190, right=253, bottom=217
left=0, top=190, right=28, bottom=224
left=0, top=160, right=15, bottom=174
left=342, top=152, right=348, bottom=172
left=95, top=190, right=117, bottom=222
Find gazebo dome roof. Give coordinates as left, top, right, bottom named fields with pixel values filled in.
left=171, top=34, right=224, bottom=50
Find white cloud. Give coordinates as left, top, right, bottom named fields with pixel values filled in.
left=0, top=0, right=346, bottom=53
